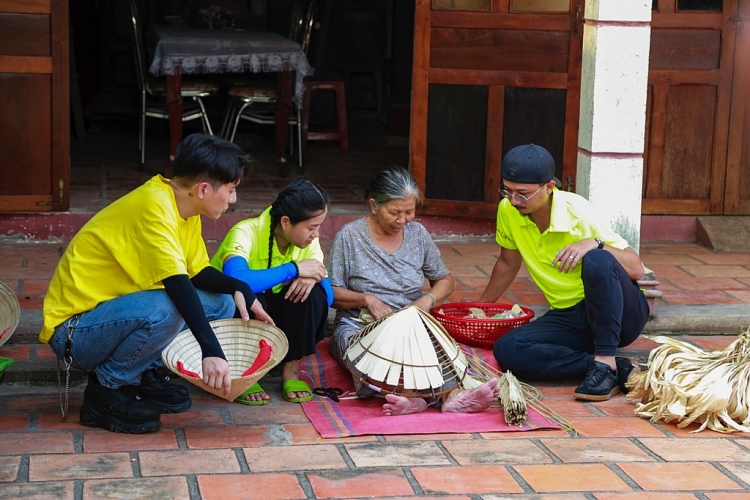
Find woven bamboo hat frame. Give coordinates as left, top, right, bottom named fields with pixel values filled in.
left=344, top=306, right=474, bottom=398
left=0, top=280, right=20, bottom=348
left=162, top=318, right=289, bottom=401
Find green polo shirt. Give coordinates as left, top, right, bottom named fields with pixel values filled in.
left=210, top=206, right=324, bottom=294
left=495, top=189, right=629, bottom=309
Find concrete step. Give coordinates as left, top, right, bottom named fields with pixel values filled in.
left=697, top=216, right=750, bottom=252
left=3, top=304, right=746, bottom=386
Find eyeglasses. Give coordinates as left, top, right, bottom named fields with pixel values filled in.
left=499, top=184, right=546, bottom=203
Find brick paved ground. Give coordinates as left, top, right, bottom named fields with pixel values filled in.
left=1, top=239, right=749, bottom=499
left=1, top=118, right=749, bottom=498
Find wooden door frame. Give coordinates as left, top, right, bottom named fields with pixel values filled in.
left=0, top=0, right=69, bottom=212
left=409, top=0, right=583, bottom=218
left=642, top=0, right=737, bottom=215
left=725, top=0, right=750, bottom=214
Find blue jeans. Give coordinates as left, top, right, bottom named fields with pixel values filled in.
left=49, top=289, right=235, bottom=389
left=493, top=249, right=649, bottom=381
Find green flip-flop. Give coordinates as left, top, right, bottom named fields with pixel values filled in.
left=234, top=382, right=269, bottom=406
left=282, top=379, right=313, bottom=403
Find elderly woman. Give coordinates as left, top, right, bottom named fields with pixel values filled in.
left=327, top=166, right=499, bottom=416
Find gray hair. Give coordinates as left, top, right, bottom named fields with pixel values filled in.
left=365, top=166, right=422, bottom=209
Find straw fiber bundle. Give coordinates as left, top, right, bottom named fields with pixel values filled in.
left=627, top=327, right=750, bottom=433
left=0, top=280, right=20, bottom=348
left=162, top=319, right=288, bottom=401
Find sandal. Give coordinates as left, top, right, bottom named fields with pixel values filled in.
left=282, top=379, right=314, bottom=403
left=233, top=382, right=270, bottom=406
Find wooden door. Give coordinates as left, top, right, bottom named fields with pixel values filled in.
left=643, top=0, right=737, bottom=215
left=410, top=0, right=583, bottom=218
left=0, top=0, right=69, bottom=212
left=725, top=0, right=750, bottom=214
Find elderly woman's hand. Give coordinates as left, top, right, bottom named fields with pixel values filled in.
left=412, top=294, right=435, bottom=312
left=364, top=294, right=393, bottom=320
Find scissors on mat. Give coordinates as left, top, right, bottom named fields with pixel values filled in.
left=312, top=387, right=344, bottom=402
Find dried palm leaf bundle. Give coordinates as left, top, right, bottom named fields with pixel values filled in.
left=627, top=327, right=750, bottom=433
left=498, top=370, right=527, bottom=426
left=344, top=306, right=577, bottom=433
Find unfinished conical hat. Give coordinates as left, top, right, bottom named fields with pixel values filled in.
left=344, top=306, right=471, bottom=397
left=0, top=280, right=20, bottom=348
left=162, top=318, right=289, bottom=401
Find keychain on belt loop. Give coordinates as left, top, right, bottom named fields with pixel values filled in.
left=57, top=315, right=80, bottom=420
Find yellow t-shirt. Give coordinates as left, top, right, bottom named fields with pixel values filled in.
left=496, top=188, right=629, bottom=309
left=210, top=206, right=324, bottom=293
left=40, top=175, right=210, bottom=342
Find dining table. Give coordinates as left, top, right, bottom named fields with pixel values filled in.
left=147, top=24, right=313, bottom=176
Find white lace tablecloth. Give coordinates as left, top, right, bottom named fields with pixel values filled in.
left=148, top=25, right=313, bottom=105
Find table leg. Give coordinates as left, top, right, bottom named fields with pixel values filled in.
left=275, top=71, right=293, bottom=178
left=165, top=72, right=183, bottom=178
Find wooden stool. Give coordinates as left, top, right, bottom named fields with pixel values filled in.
left=301, top=80, right=349, bottom=152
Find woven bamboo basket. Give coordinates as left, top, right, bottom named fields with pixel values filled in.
left=344, top=306, right=470, bottom=398
left=0, top=280, right=20, bottom=348
left=162, top=318, right=289, bottom=401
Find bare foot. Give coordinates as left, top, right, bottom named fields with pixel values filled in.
left=441, top=379, right=500, bottom=414
left=382, top=394, right=428, bottom=416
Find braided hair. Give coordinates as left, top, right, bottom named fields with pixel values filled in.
left=267, top=177, right=330, bottom=269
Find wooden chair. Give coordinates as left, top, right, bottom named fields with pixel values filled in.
left=220, top=0, right=315, bottom=168
left=128, top=0, right=219, bottom=168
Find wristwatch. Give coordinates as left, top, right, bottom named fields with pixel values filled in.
left=595, top=238, right=605, bottom=250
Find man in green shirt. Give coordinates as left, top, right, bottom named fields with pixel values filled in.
left=479, top=144, right=649, bottom=401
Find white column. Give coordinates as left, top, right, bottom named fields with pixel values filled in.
left=577, top=0, right=651, bottom=251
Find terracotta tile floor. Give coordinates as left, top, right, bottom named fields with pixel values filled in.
left=1, top=119, right=750, bottom=498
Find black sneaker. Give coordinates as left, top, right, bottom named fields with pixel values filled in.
left=137, top=368, right=192, bottom=414
left=574, top=360, right=621, bottom=401
left=615, top=357, right=641, bottom=394
left=80, top=373, right=161, bottom=434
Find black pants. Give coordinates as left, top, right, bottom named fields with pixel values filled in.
left=256, top=283, right=328, bottom=363
left=493, top=249, right=649, bottom=381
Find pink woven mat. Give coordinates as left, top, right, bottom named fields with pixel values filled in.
left=299, top=339, right=560, bottom=438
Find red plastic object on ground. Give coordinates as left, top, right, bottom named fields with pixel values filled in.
left=430, top=302, right=535, bottom=349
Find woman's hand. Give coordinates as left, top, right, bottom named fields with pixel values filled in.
left=412, top=294, right=435, bottom=312
left=295, top=259, right=326, bottom=282
left=284, top=277, right=317, bottom=303
left=365, top=294, right=393, bottom=320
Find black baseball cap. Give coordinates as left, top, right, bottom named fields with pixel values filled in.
left=501, top=144, right=561, bottom=188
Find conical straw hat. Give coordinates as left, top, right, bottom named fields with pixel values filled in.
left=344, top=306, right=470, bottom=398
left=162, top=318, right=288, bottom=401
left=0, top=280, right=20, bottom=348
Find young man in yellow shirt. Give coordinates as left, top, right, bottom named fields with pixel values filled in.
left=479, top=144, right=649, bottom=401
left=41, top=133, right=273, bottom=433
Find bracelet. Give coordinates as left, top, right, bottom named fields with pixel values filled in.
left=290, top=261, right=300, bottom=278
left=422, top=292, right=437, bottom=309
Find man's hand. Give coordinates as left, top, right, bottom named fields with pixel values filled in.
left=202, top=356, right=232, bottom=398
left=553, top=239, right=598, bottom=273
left=233, top=290, right=250, bottom=320
left=284, top=277, right=317, bottom=303
left=296, top=259, right=326, bottom=282
left=249, top=298, right=275, bottom=325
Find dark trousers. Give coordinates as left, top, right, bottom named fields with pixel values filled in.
left=493, top=250, right=649, bottom=381
left=256, top=283, right=328, bottom=363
